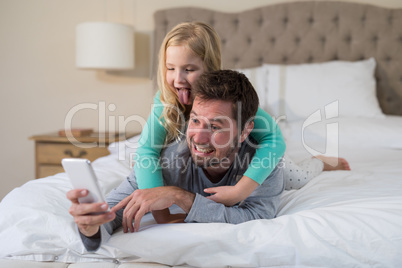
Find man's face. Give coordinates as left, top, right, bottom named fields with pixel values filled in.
left=186, top=97, right=241, bottom=171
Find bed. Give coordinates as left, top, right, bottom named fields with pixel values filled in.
left=1, top=1, right=402, bottom=267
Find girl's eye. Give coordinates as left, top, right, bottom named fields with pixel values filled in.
left=185, top=69, right=194, bottom=72
left=167, top=67, right=174, bottom=71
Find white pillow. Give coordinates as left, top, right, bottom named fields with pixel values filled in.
left=235, top=66, right=268, bottom=106
left=264, top=58, right=384, bottom=122
left=108, top=134, right=141, bottom=169
left=285, top=116, right=402, bottom=151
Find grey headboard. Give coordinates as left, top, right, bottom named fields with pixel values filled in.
left=154, top=1, right=402, bottom=115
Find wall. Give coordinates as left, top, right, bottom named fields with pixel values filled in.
left=1, top=0, right=401, bottom=201
left=0, top=0, right=152, bottom=201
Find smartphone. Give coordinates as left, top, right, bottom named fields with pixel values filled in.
left=62, top=158, right=107, bottom=207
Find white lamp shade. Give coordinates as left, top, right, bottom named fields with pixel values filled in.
left=76, top=22, right=134, bottom=70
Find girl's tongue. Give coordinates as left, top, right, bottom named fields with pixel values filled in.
left=178, top=88, right=191, bottom=105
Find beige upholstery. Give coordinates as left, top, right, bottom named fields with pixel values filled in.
left=154, top=1, right=402, bottom=115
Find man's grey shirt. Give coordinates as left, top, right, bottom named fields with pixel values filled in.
left=81, top=137, right=284, bottom=251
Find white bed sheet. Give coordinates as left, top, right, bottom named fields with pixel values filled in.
left=1, top=117, right=402, bottom=267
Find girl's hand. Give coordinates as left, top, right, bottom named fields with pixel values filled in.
left=204, top=176, right=259, bottom=206
left=204, top=186, right=243, bottom=206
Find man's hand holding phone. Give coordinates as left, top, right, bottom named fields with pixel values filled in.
left=63, top=158, right=117, bottom=237
left=66, top=189, right=115, bottom=237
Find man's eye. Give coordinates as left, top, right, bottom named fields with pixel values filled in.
left=211, top=125, right=220, bottom=131
left=191, top=118, right=199, bottom=124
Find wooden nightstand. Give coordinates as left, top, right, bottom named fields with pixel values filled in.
left=29, top=132, right=137, bottom=178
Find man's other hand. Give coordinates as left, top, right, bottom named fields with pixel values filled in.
left=112, top=186, right=195, bottom=233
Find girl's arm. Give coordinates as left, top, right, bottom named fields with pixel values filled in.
left=245, top=107, right=286, bottom=183
left=134, top=91, right=166, bottom=189
left=205, top=108, right=286, bottom=206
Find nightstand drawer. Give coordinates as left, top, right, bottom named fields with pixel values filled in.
left=30, top=131, right=137, bottom=179
left=39, top=165, right=65, bottom=178
left=37, top=143, right=110, bottom=164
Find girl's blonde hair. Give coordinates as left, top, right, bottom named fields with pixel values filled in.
left=157, top=21, right=222, bottom=143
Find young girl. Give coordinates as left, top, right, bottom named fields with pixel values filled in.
left=134, top=22, right=349, bottom=214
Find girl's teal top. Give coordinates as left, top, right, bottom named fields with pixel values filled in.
left=134, top=91, right=286, bottom=189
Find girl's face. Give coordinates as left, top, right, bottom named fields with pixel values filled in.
left=165, top=45, right=205, bottom=105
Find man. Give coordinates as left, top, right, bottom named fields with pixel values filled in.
left=67, top=70, right=284, bottom=251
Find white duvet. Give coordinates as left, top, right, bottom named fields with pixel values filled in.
left=1, top=117, right=402, bottom=267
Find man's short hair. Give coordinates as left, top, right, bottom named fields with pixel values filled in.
left=192, top=69, right=259, bottom=130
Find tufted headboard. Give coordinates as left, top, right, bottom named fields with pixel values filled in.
left=154, top=1, right=402, bottom=115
